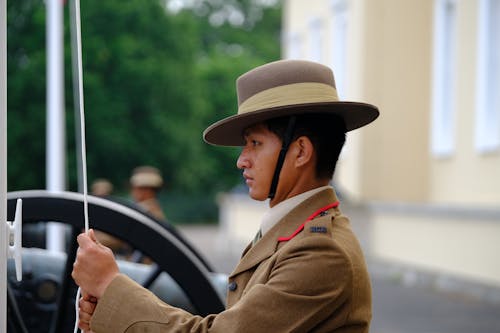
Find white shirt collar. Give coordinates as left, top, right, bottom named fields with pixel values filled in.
left=260, top=185, right=332, bottom=236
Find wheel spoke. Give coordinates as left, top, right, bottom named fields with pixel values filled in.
left=50, top=226, right=79, bottom=333
left=142, top=264, right=161, bottom=289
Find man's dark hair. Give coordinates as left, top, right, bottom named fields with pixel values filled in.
left=266, top=113, right=346, bottom=180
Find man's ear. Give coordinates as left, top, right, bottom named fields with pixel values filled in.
left=293, top=136, right=314, bottom=168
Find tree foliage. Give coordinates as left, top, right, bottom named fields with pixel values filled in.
left=6, top=0, right=281, bottom=222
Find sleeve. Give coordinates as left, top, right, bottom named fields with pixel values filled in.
left=91, top=235, right=354, bottom=333
left=91, top=274, right=217, bottom=332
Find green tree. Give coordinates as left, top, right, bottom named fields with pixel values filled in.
left=7, top=0, right=47, bottom=189
left=76, top=0, right=204, bottom=193
left=6, top=0, right=282, bottom=223
left=183, top=0, right=282, bottom=194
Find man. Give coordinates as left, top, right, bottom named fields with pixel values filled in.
left=72, top=59, right=379, bottom=332
left=129, top=165, right=166, bottom=221
left=90, top=178, right=114, bottom=197
left=90, top=178, right=132, bottom=257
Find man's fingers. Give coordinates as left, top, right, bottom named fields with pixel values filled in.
left=88, top=229, right=98, bottom=243
left=79, top=308, right=93, bottom=323
left=78, top=315, right=91, bottom=331
left=76, top=229, right=99, bottom=248
left=79, top=297, right=97, bottom=314
left=82, top=291, right=98, bottom=303
left=76, top=232, right=94, bottom=248
left=77, top=229, right=101, bottom=250
left=78, top=296, right=97, bottom=331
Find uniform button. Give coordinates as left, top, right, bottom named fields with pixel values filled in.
left=228, top=281, right=238, bottom=292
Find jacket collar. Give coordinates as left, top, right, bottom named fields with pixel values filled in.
left=260, top=185, right=332, bottom=236
left=229, top=187, right=339, bottom=278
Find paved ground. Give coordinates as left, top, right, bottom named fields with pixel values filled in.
left=370, top=275, right=500, bottom=333
left=178, top=224, right=500, bottom=333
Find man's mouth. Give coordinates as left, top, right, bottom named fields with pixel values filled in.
left=243, top=173, right=253, bottom=185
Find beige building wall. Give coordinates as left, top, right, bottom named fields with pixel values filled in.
left=283, top=0, right=433, bottom=202
left=283, top=0, right=500, bottom=205
left=361, top=0, right=433, bottom=202
left=371, top=204, right=500, bottom=287
left=282, top=0, right=500, bottom=290
left=430, top=0, right=500, bottom=205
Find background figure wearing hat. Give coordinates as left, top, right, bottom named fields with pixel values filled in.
left=129, top=165, right=166, bottom=221
left=90, top=178, right=114, bottom=197
left=72, top=59, right=378, bottom=332
left=90, top=178, right=133, bottom=259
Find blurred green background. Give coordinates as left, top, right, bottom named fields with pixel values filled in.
left=6, top=0, right=282, bottom=223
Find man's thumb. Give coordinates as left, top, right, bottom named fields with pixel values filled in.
left=88, top=229, right=98, bottom=243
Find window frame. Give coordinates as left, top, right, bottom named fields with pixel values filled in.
left=474, top=0, right=500, bottom=153
left=329, top=0, right=349, bottom=99
left=430, top=0, right=459, bottom=158
left=308, top=17, right=323, bottom=63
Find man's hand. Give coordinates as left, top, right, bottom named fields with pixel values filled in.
left=78, top=291, right=97, bottom=332
left=72, top=229, right=120, bottom=299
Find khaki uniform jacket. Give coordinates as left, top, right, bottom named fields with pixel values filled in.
left=90, top=188, right=372, bottom=332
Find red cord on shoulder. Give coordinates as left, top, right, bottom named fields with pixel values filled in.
left=277, top=201, right=339, bottom=242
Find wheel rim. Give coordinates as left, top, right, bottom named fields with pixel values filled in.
left=7, top=190, right=225, bottom=333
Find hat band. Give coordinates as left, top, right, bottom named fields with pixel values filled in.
left=238, top=82, right=339, bottom=115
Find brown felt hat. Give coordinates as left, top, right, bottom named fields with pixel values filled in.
left=203, top=59, right=379, bottom=146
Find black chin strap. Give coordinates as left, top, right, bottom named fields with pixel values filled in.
left=268, top=116, right=297, bottom=200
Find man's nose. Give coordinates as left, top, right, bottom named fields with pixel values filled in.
left=236, top=149, right=250, bottom=169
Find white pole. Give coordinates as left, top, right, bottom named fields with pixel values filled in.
left=0, top=0, right=8, bottom=329
left=46, top=0, right=66, bottom=252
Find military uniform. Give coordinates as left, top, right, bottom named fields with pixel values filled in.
left=137, top=197, right=166, bottom=221
left=89, top=187, right=372, bottom=332
left=129, top=165, right=167, bottom=221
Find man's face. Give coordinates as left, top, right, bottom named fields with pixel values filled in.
left=236, top=123, right=282, bottom=201
left=131, top=186, right=155, bottom=202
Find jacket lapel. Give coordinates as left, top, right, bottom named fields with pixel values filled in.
left=229, top=188, right=339, bottom=278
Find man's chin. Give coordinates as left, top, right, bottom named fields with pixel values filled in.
left=249, top=190, right=267, bottom=202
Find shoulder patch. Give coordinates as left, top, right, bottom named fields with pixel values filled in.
left=310, top=226, right=328, bottom=233
left=305, top=214, right=333, bottom=237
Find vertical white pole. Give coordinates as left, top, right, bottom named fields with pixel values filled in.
left=46, top=0, right=66, bottom=252
left=0, top=0, right=8, bottom=330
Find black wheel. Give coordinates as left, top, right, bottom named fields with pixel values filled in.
left=7, top=190, right=226, bottom=333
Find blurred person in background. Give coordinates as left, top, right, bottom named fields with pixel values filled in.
left=90, top=178, right=114, bottom=197
left=72, top=59, right=379, bottom=332
left=90, top=178, right=132, bottom=259
left=129, top=165, right=166, bottom=221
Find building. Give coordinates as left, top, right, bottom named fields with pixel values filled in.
left=279, top=0, right=500, bottom=297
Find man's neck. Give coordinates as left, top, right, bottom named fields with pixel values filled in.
left=269, top=178, right=330, bottom=208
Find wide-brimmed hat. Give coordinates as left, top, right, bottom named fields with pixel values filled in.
left=203, top=59, right=379, bottom=146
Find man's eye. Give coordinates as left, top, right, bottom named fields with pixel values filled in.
left=251, top=140, right=260, bottom=146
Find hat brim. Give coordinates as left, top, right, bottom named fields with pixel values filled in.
left=203, top=101, right=379, bottom=146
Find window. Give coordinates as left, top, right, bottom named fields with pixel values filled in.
left=308, top=18, right=323, bottom=62
left=431, top=0, right=458, bottom=157
left=286, top=33, right=302, bottom=59
left=330, top=0, right=349, bottom=98
left=475, top=0, right=500, bottom=153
